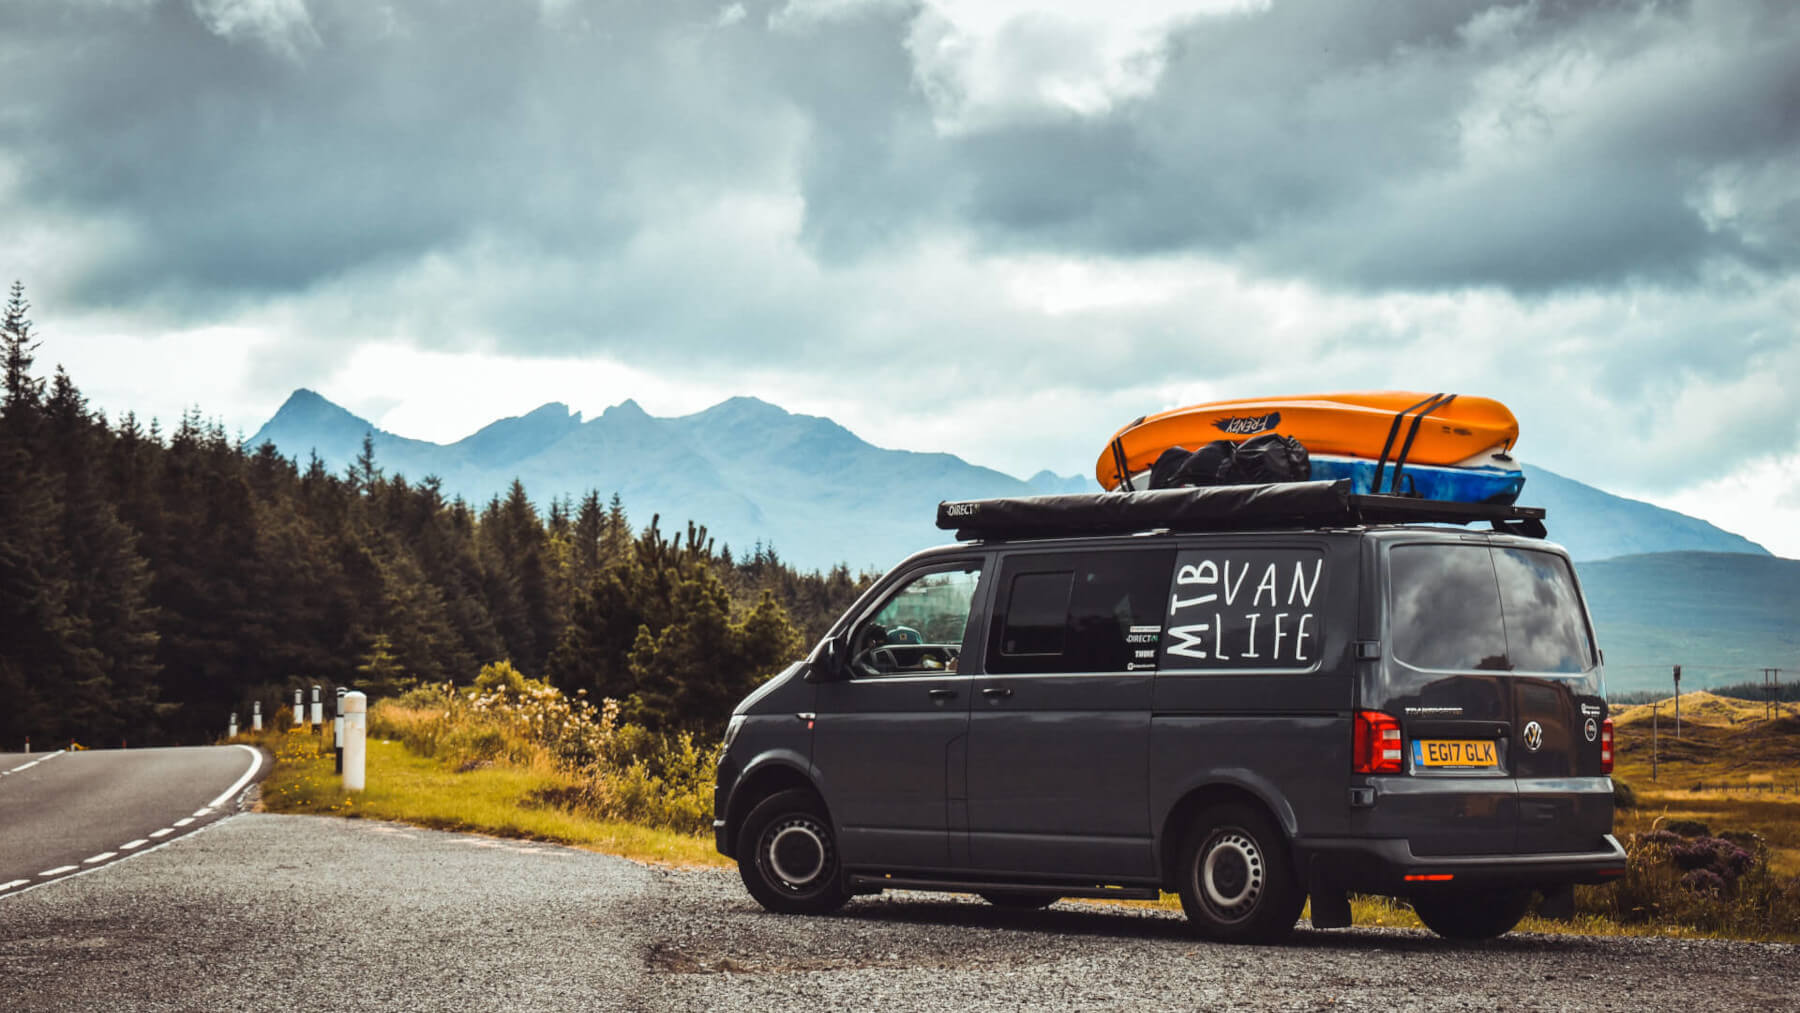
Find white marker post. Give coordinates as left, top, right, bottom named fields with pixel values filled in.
left=293, top=689, right=305, bottom=730
left=310, top=684, right=323, bottom=730
left=342, top=691, right=367, bottom=792
left=252, top=700, right=262, bottom=732
left=334, top=687, right=346, bottom=774
left=228, top=713, right=237, bottom=738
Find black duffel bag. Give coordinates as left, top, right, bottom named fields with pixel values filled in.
left=1225, top=433, right=1311, bottom=484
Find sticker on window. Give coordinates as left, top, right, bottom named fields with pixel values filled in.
left=1159, top=549, right=1326, bottom=671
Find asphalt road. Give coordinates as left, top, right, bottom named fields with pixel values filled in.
left=0, top=746, right=263, bottom=896
left=1, top=813, right=1794, bottom=1011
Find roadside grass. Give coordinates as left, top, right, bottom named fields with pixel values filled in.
left=236, top=727, right=727, bottom=868
left=235, top=680, right=1799, bottom=943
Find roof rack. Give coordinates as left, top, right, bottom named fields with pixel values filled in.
left=936, top=479, right=1547, bottom=542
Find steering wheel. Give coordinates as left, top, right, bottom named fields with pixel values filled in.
left=854, top=627, right=961, bottom=674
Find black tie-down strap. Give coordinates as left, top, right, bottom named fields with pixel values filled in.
left=1371, top=393, right=1457, bottom=496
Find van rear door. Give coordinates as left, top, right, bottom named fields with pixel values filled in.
left=1490, top=547, right=1613, bottom=854
left=1375, top=539, right=1609, bottom=856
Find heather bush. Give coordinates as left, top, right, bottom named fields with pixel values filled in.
left=1582, top=820, right=1800, bottom=938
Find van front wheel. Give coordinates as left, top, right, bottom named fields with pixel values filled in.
left=737, top=789, right=851, bottom=915
left=1176, top=803, right=1303, bottom=944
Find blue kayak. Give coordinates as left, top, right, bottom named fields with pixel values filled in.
left=1309, top=454, right=1524, bottom=504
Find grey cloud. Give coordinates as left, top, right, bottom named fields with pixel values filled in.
left=895, top=0, right=1800, bottom=291
left=1, top=0, right=795, bottom=308
left=11, top=0, right=1796, bottom=318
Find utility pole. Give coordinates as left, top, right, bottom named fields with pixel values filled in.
left=1765, top=668, right=1781, bottom=721
left=1673, top=665, right=1682, bottom=740
left=1652, top=702, right=1659, bottom=782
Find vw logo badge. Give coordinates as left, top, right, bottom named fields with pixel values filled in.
left=1584, top=718, right=1598, bottom=743
left=1523, top=721, right=1544, bottom=752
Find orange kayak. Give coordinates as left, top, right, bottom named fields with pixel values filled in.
left=1095, top=392, right=1519, bottom=491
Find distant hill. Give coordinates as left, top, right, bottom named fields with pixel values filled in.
left=1577, top=552, right=1800, bottom=694
left=1522, top=464, right=1769, bottom=562
left=251, top=390, right=1088, bottom=572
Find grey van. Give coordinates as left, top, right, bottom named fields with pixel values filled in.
left=712, top=481, right=1626, bottom=943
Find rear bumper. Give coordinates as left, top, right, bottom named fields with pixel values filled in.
left=1299, top=834, right=1628, bottom=893
left=713, top=819, right=732, bottom=858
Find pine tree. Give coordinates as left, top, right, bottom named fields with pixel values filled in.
left=355, top=632, right=415, bottom=698
left=2, top=280, right=42, bottom=419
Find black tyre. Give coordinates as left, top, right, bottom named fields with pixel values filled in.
left=736, top=789, right=851, bottom=915
left=979, top=892, right=1058, bottom=910
left=1176, top=803, right=1304, bottom=944
left=1411, top=887, right=1533, bottom=941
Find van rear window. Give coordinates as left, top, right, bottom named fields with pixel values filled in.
left=1388, top=545, right=1595, bottom=674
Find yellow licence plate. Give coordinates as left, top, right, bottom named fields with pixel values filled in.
left=1412, top=739, right=1499, bottom=769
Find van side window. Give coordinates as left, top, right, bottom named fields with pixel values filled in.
left=999, top=571, right=1074, bottom=657
left=852, top=566, right=982, bottom=677
left=987, top=550, right=1174, bottom=674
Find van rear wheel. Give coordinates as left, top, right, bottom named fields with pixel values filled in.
left=1176, top=803, right=1303, bottom=944
left=737, top=789, right=851, bottom=915
left=1411, top=887, right=1534, bottom=940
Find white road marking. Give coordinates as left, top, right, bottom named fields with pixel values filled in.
left=0, top=879, right=29, bottom=892
left=39, top=866, right=78, bottom=877
left=193, top=807, right=213, bottom=817
left=84, top=852, right=117, bottom=864
left=2, top=814, right=233, bottom=903
left=2, top=749, right=65, bottom=776
left=120, top=839, right=148, bottom=850
left=205, top=745, right=264, bottom=810
left=149, top=828, right=173, bottom=838
left=173, top=817, right=194, bottom=827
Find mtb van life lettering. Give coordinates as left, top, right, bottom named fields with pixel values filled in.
left=1161, top=551, right=1325, bottom=669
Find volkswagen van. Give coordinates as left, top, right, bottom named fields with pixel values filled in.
left=712, top=481, right=1626, bottom=943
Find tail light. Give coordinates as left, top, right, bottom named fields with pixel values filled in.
left=1353, top=710, right=1404, bottom=774
left=1600, top=717, right=1614, bottom=774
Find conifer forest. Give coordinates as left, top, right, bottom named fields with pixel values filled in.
left=0, top=283, right=869, bottom=747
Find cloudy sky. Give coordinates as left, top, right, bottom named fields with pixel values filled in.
left=3, top=0, right=1797, bottom=554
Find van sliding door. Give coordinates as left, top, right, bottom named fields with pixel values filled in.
left=964, top=548, right=1173, bottom=881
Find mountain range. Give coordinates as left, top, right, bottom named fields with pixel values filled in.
left=250, top=388, right=1768, bottom=571
left=248, top=391, right=1794, bottom=694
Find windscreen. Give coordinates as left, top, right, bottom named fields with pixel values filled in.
left=1389, top=544, right=1596, bottom=675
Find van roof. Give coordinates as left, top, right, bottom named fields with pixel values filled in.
left=936, top=479, right=1546, bottom=544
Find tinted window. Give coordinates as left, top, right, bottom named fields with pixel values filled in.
left=988, top=550, right=1174, bottom=674
left=1493, top=548, right=1595, bottom=673
left=1389, top=544, right=1595, bottom=673
left=1389, top=545, right=1508, bottom=671
left=999, top=571, right=1073, bottom=657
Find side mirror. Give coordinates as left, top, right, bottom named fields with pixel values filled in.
left=806, top=635, right=847, bottom=682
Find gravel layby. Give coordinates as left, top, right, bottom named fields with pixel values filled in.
left=0, top=815, right=1792, bottom=1011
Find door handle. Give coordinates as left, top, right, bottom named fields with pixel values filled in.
left=927, top=688, right=958, bottom=701
left=982, top=686, right=1013, bottom=699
